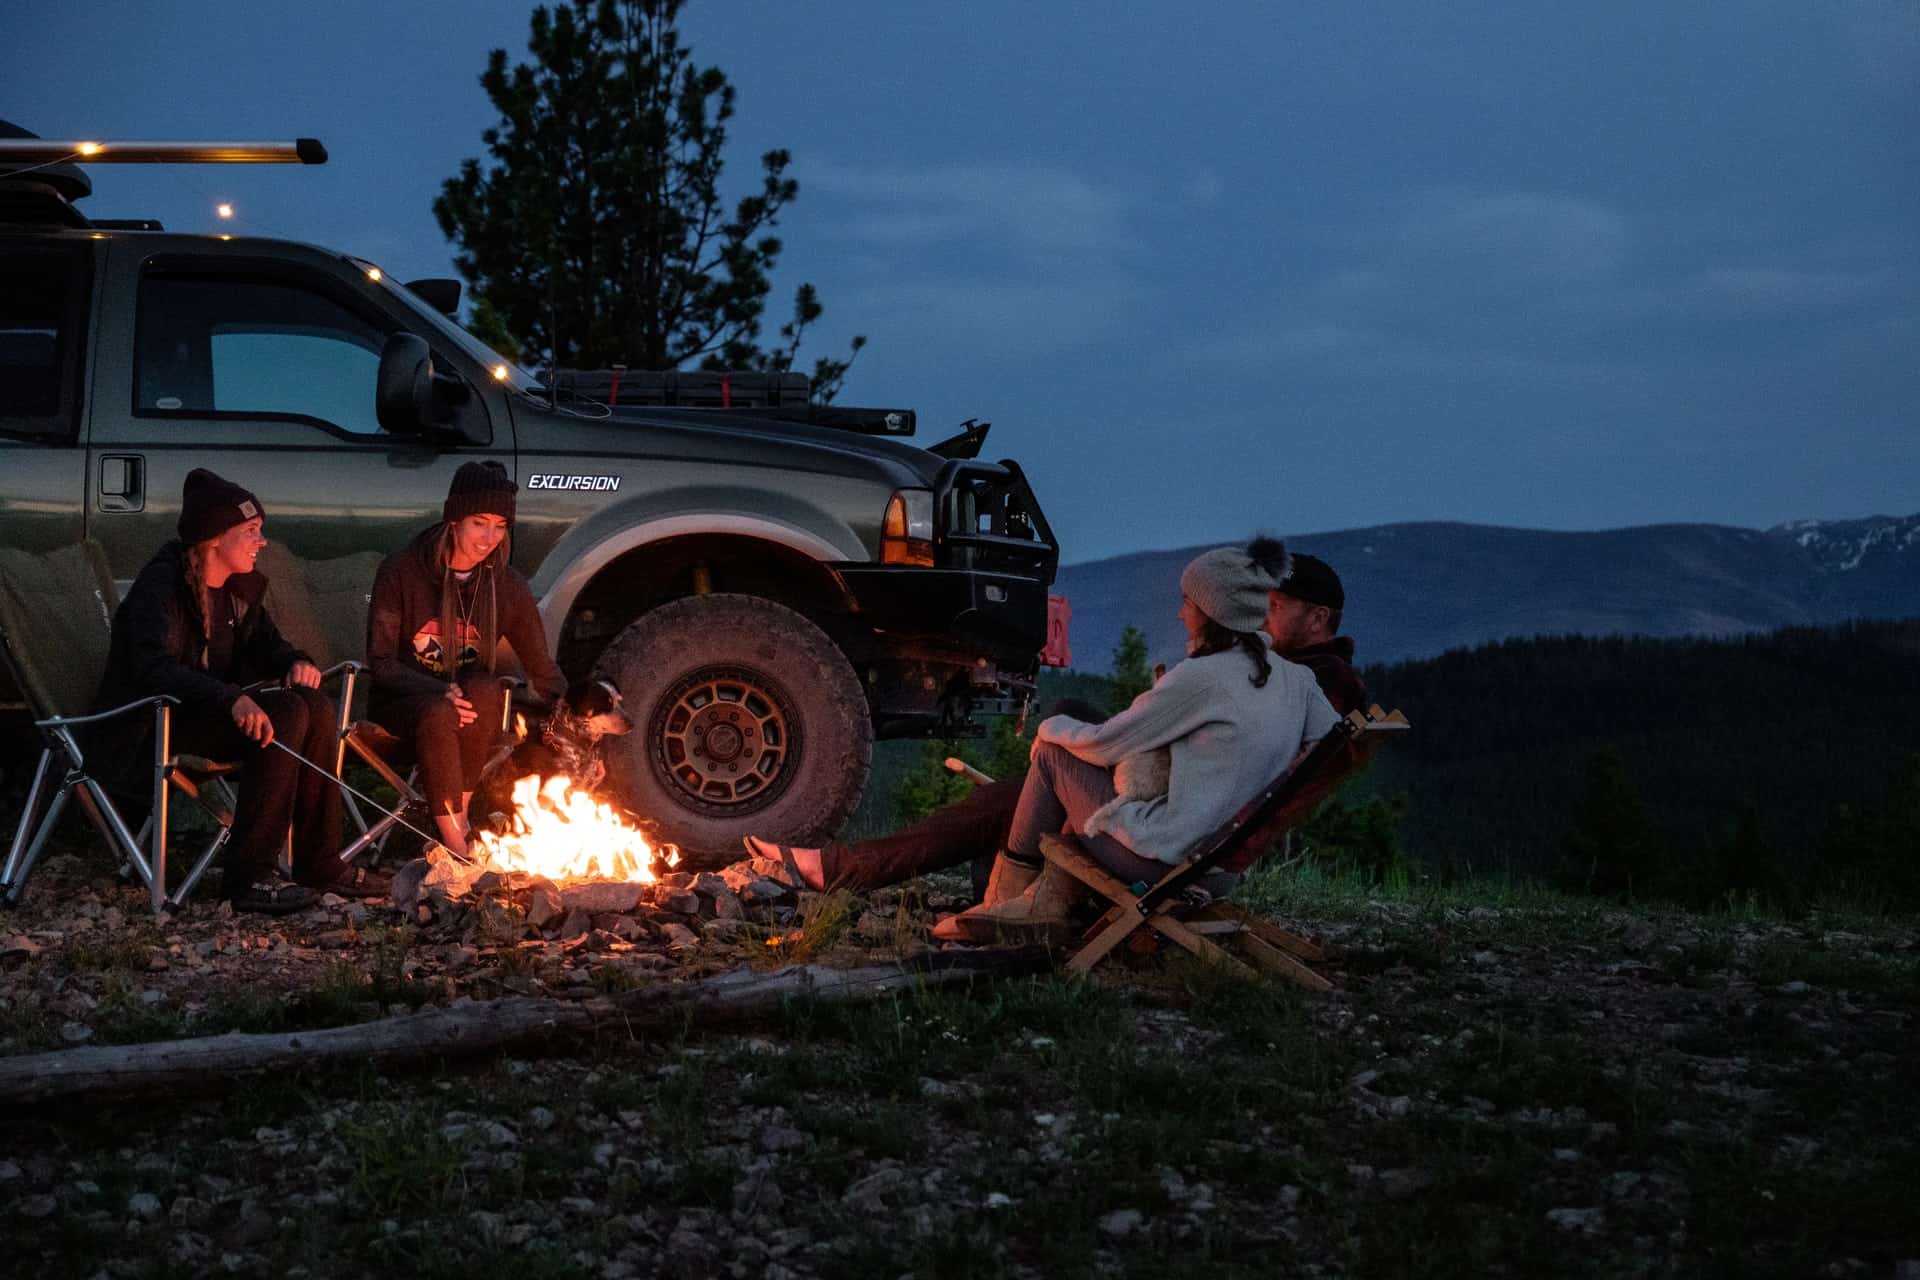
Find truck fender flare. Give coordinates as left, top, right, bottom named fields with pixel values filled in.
left=534, top=513, right=857, bottom=642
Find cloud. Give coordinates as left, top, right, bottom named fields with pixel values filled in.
left=805, top=160, right=1136, bottom=254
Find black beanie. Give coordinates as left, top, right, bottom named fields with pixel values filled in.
left=1279, top=553, right=1345, bottom=610
left=178, top=468, right=264, bottom=543
left=443, top=461, right=516, bottom=524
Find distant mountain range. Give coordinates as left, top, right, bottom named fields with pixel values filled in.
left=1054, top=512, right=1920, bottom=669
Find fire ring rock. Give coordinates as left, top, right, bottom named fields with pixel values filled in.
left=558, top=882, right=645, bottom=915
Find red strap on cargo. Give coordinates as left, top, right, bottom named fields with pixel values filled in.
left=606, top=366, right=624, bottom=407
left=720, top=373, right=732, bottom=408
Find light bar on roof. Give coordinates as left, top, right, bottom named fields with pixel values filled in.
left=0, top=139, right=328, bottom=164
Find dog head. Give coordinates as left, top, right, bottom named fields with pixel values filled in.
left=555, top=678, right=634, bottom=741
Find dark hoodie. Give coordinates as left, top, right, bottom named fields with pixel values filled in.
left=366, top=525, right=565, bottom=711
left=90, top=541, right=308, bottom=792
left=1286, top=636, right=1368, bottom=716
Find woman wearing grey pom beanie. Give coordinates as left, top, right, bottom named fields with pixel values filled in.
left=933, top=543, right=1340, bottom=943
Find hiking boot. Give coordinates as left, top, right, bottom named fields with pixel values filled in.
left=319, top=865, right=393, bottom=900
left=229, top=879, right=319, bottom=917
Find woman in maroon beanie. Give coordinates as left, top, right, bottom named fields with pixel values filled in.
left=93, top=469, right=365, bottom=914
left=366, top=462, right=565, bottom=857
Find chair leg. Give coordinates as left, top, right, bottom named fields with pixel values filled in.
left=1238, top=931, right=1334, bottom=993
left=1148, top=913, right=1257, bottom=979
left=169, top=826, right=232, bottom=910
left=1068, top=907, right=1146, bottom=975
left=150, top=703, right=172, bottom=916
left=4, top=781, right=75, bottom=907
left=1, top=749, right=56, bottom=891
left=1204, top=902, right=1326, bottom=962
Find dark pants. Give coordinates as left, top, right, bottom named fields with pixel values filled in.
left=170, top=686, right=344, bottom=896
left=1006, top=742, right=1171, bottom=884
left=828, top=698, right=1146, bottom=891
left=370, top=676, right=506, bottom=821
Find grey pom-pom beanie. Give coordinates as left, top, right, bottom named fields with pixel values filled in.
left=1179, top=546, right=1276, bottom=634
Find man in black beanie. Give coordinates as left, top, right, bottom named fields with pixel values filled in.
left=92, top=469, right=369, bottom=913
left=1253, top=547, right=1368, bottom=717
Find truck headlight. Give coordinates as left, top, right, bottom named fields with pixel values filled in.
left=881, top=489, right=935, bottom=566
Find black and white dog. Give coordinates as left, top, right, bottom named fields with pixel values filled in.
left=469, top=678, right=635, bottom=832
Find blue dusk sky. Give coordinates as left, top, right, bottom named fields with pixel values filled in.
left=8, top=0, right=1916, bottom=562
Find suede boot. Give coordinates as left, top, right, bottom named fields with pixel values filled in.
left=977, top=852, right=1039, bottom=907
left=932, top=860, right=1084, bottom=944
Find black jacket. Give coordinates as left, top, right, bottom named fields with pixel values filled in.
left=89, top=541, right=307, bottom=793
left=366, top=526, right=565, bottom=711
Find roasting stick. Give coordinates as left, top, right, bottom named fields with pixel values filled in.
left=265, top=739, right=457, bottom=856
left=942, top=758, right=994, bottom=786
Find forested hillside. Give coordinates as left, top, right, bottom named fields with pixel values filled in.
left=1357, top=619, right=1920, bottom=881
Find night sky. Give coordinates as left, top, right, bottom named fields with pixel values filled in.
left=9, top=0, right=1916, bottom=561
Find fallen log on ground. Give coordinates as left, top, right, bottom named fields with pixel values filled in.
left=0, top=948, right=1053, bottom=1107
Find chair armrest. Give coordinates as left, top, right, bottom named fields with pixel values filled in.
left=35, top=694, right=179, bottom=729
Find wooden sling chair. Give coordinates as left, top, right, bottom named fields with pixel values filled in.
left=1039, top=704, right=1410, bottom=990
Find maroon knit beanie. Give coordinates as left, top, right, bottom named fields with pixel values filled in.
left=178, top=469, right=264, bottom=543
left=443, top=461, right=516, bottom=524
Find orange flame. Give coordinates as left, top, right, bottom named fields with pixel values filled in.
left=470, top=774, right=679, bottom=884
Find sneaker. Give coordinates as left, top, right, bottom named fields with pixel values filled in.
left=230, top=879, right=319, bottom=916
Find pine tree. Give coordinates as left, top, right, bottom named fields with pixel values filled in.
left=435, top=0, right=865, bottom=398
left=1109, top=625, right=1151, bottom=711
left=1560, top=749, right=1668, bottom=899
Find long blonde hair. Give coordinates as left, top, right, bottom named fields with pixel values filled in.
left=183, top=540, right=216, bottom=641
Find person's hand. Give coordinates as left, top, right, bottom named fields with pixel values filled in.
left=287, top=660, right=322, bottom=689
left=444, top=683, right=478, bottom=728
left=230, top=695, right=275, bottom=746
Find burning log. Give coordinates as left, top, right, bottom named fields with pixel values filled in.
left=0, top=950, right=1053, bottom=1106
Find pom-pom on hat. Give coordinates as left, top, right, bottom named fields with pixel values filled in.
left=443, top=461, right=517, bottom=524
left=178, top=469, right=264, bottom=543
left=1179, top=546, right=1275, bottom=634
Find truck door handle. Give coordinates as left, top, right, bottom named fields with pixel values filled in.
left=99, top=455, right=145, bottom=513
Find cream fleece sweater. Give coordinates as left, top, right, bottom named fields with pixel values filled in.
left=1039, top=641, right=1340, bottom=864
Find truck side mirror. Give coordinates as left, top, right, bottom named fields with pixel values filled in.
left=376, top=332, right=446, bottom=435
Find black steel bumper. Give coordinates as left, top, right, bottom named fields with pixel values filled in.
left=835, top=565, right=1051, bottom=667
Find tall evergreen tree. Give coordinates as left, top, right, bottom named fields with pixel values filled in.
left=1109, top=625, right=1152, bottom=711
left=435, top=0, right=865, bottom=398
left=1560, top=749, right=1668, bottom=899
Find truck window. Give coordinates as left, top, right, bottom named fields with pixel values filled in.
left=137, top=275, right=387, bottom=435
left=0, top=247, right=86, bottom=439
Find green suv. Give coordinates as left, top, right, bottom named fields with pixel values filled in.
left=0, top=130, right=1061, bottom=853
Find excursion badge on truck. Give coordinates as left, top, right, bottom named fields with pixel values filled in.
left=526, top=474, right=623, bottom=491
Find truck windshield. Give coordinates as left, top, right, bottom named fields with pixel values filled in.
left=350, top=258, right=545, bottom=395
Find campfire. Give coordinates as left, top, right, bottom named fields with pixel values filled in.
left=469, top=774, right=680, bottom=885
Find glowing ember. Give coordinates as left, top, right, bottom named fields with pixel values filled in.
left=471, top=774, right=679, bottom=884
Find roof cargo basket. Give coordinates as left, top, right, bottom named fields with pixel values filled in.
left=553, top=368, right=811, bottom=410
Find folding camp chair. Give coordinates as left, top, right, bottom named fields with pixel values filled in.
left=1040, top=704, right=1410, bottom=990
left=0, top=542, right=248, bottom=914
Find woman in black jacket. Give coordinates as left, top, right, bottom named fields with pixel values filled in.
left=366, top=462, right=565, bottom=857
left=94, top=470, right=364, bottom=914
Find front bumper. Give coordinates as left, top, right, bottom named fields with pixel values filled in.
left=835, top=565, right=1050, bottom=667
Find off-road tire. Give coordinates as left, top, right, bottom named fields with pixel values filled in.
left=594, top=593, right=872, bottom=861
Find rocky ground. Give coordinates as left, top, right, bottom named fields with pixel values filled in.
left=1, top=851, right=1917, bottom=1278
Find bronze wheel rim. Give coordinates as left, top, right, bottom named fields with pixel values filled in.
left=649, top=664, right=798, bottom=814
